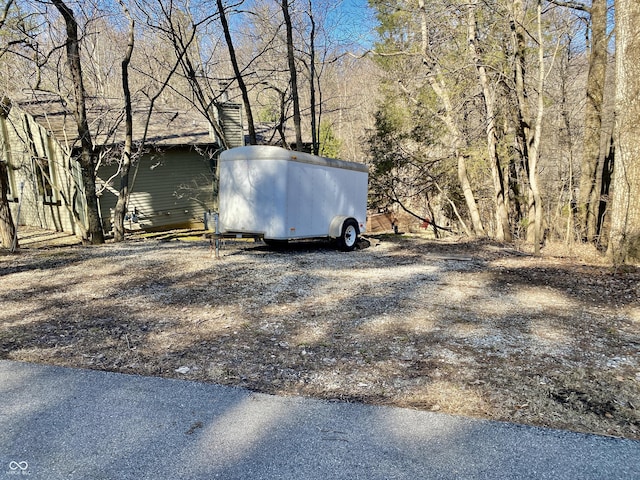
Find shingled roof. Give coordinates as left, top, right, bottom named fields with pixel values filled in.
left=14, top=93, right=221, bottom=148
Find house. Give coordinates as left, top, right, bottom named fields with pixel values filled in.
left=0, top=93, right=243, bottom=235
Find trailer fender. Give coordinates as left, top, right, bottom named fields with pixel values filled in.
left=329, top=216, right=350, bottom=238
left=330, top=216, right=365, bottom=237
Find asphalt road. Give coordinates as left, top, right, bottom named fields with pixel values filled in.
left=1, top=360, right=638, bottom=479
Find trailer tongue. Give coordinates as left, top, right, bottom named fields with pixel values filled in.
left=214, top=145, right=368, bottom=252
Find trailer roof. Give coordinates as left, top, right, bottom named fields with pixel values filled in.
left=220, top=145, right=368, bottom=173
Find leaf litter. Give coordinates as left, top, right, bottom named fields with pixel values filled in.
left=1, top=233, right=639, bottom=439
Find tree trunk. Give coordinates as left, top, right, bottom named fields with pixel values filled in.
left=307, top=0, right=319, bottom=155
left=113, top=0, right=135, bottom=242
left=52, top=0, right=104, bottom=245
left=596, top=134, right=614, bottom=244
left=608, top=0, right=640, bottom=263
left=578, top=0, right=607, bottom=241
left=510, top=0, right=544, bottom=253
left=435, top=181, right=472, bottom=237
left=529, top=1, right=546, bottom=253
left=217, top=0, right=257, bottom=145
left=468, top=1, right=511, bottom=241
left=418, top=0, right=485, bottom=236
left=0, top=163, right=15, bottom=249
left=282, top=0, right=303, bottom=151
left=0, top=159, right=16, bottom=250
left=457, top=151, right=486, bottom=236
left=0, top=97, right=17, bottom=250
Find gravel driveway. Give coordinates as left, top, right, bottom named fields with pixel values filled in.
left=1, top=233, right=639, bottom=438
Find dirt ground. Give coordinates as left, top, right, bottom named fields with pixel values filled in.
left=1, top=230, right=639, bottom=439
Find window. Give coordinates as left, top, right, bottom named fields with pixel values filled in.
left=0, top=160, right=16, bottom=202
left=0, top=123, right=17, bottom=202
left=33, top=157, right=59, bottom=205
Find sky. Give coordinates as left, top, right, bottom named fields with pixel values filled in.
left=324, top=0, right=378, bottom=51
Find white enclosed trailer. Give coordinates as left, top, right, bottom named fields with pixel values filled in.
left=218, top=145, right=368, bottom=250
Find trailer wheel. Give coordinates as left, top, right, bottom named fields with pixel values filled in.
left=338, top=219, right=359, bottom=251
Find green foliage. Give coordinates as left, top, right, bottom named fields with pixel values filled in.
left=368, top=0, right=420, bottom=72
left=367, top=95, right=410, bottom=176
left=257, top=104, right=279, bottom=123
left=366, top=90, right=455, bottom=213
left=366, top=2, right=475, bottom=187
left=368, top=0, right=417, bottom=49
left=318, top=120, right=342, bottom=159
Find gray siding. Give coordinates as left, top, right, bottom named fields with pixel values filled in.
left=2, top=101, right=238, bottom=235
left=218, top=103, right=244, bottom=148
left=98, top=149, right=215, bottom=231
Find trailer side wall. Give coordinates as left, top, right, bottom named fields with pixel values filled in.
left=219, top=146, right=368, bottom=240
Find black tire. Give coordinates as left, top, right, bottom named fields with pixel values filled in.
left=337, top=219, right=359, bottom=251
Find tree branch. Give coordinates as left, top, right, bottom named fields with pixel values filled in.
left=0, top=0, right=15, bottom=31
left=545, top=0, right=590, bottom=14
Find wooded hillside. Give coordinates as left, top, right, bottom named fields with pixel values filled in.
left=0, top=0, right=638, bottom=262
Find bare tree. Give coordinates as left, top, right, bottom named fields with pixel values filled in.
left=579, top=0, right=609, bottom=241
left=112, top=0, right=135, bottom=242
left=608, top=0, right=640, bottom=263
left=467, top=0, right=511, bottom=241
left=547, top=0, right=610, bottom=242
left=52, top=0, right=105, bottom=244
left=306, top=0, right=318, bottom=154
left=282, top=0, right=303, bottom=150
left=417, top=0, right=485, bottom=236
left=0, top=0, right=14, bottom=43
left=509, top=0, right=547, bottom=253
left=109, top=0, right=215, bottom=239
left=140, top=0, right=229, bottom=146
left=0, top=1, right=17, bottom=249
left=216, top=0, right=257, bottom=144
left=0, top=95, right=16, bottom=249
